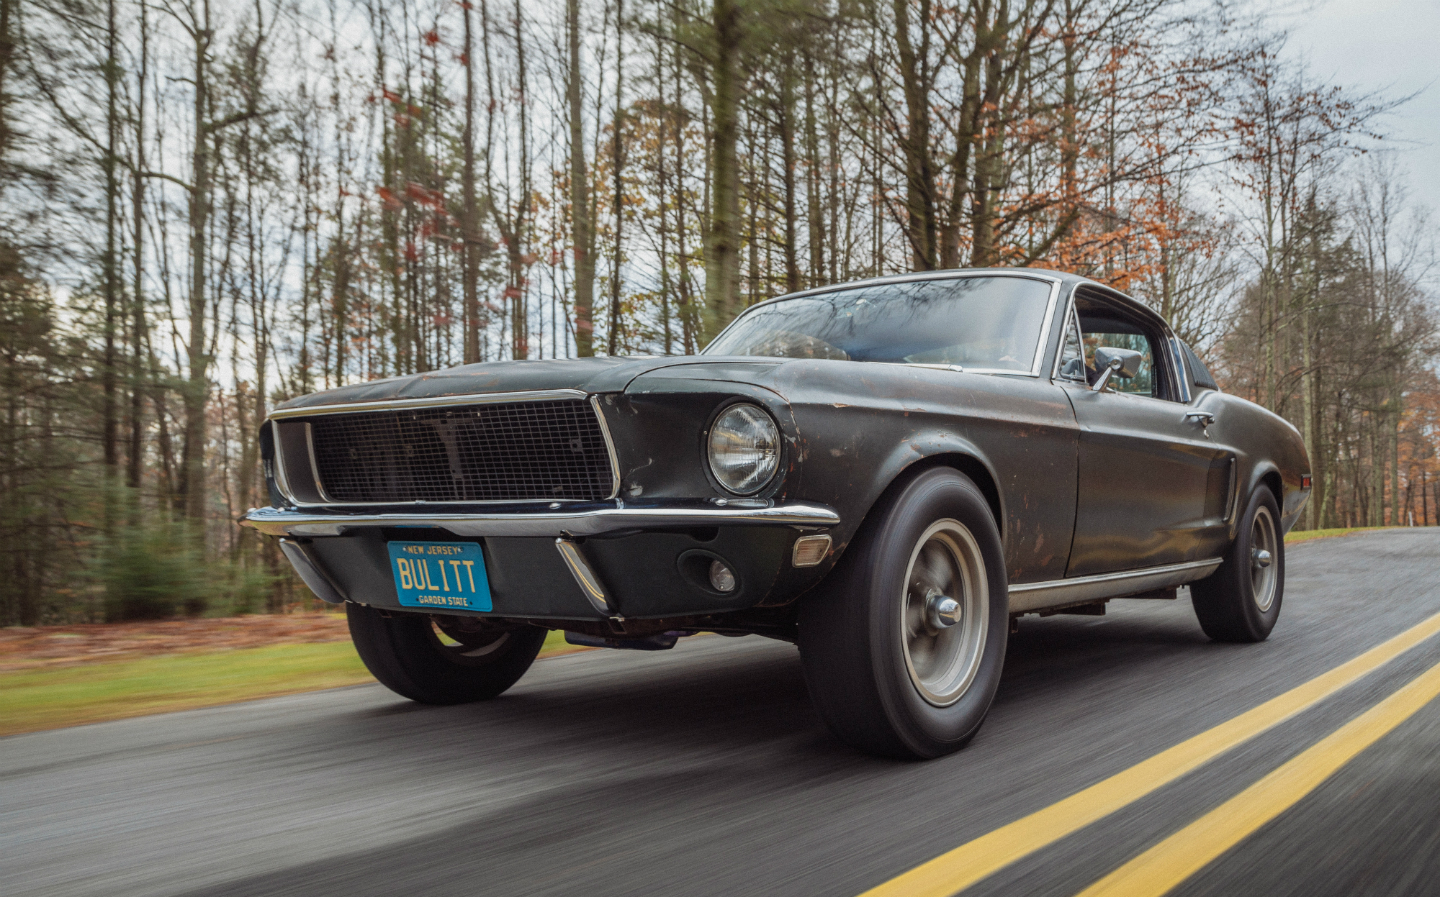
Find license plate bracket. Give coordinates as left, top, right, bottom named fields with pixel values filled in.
left=386, top=541, right=493, bottom=612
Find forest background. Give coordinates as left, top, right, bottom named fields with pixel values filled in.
left=0, top=0, right=1435, bottom=625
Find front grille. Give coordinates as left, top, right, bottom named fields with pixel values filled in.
left=305, top=399, right=615, bottom=503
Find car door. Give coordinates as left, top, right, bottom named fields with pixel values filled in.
left=1057, top=289, right=1234, bottom=577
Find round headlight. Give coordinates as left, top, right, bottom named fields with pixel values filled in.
left=707, top=404, right=780, bottom=494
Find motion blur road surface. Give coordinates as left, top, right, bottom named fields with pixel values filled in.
left=5, top=530, right=1440, bottom=897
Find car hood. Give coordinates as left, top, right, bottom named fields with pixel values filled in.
left=272, top=356, right=788, bottom=414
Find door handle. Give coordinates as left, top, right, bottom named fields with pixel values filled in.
left=1184, top=411, right=1216, bottom=426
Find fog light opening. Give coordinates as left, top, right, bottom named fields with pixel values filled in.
left=709, top=560, right=737, bottom=593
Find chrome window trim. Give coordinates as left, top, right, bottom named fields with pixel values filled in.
left=239, top=502, right=842, bottom=539
left=1170, top=335, right=1195, bottom=405
left=1009, top=557, right=1222, bottom=613
left=267, top=389, right=620, bottom=508
left=705, top=270, right=1064, bottom=379
left=1028, top=277, right=1063, bottom=377
left=1050, top=300, right=1087, bottom=384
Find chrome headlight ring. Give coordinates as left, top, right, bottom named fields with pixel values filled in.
left=706, top=403, right=781, bottom=495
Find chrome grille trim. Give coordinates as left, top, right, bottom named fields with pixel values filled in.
left=589, top=395, right=623, bottom=501
left=268, top=389, right=590, bottom=420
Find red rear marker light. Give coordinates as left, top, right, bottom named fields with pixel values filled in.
left=1301, top=475, right=1313, bottom=489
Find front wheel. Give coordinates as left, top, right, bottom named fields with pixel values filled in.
left=1191, top=485, right=1284, bottom=642
left=798, top=468, right=1009, bottom=759
left=347, top=604, right=546, bottom=704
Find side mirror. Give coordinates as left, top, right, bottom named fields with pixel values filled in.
left=1092, top=347, right=1144, bottom=392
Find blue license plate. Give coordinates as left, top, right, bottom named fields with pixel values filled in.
left=387, top=541, right=493, bottom=612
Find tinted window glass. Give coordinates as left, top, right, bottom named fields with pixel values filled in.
left=1182, top=341, right=1218, bottom=391
left=1083, top=330, right=1155, bottom=396
left=1057, top=309, right=1086, bottom=382
left=1076, top=311, right=1158, bottom=397
left=704, top=276, right=1053, bottom=371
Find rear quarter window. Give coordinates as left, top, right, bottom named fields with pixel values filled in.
left=1182, top=342, right=1219, bottom=392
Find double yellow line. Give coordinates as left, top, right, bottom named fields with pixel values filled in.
left=861, top=611, right=1440, bottom=897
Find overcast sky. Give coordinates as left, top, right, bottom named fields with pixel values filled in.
left=1282, top=0, right=1440, bottom=219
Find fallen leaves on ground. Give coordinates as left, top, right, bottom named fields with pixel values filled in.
left=0, top=613, right=352, bottom=673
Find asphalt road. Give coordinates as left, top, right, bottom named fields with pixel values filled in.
left=5, top=529, right=1440, bottom=897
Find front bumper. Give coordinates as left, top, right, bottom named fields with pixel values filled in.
left=240, top=502, right=839, bottom=538
left=245, top=502, right=840, bottom=621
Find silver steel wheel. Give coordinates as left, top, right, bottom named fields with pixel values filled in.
left=900, top=519, right=989, bottom=707
left=1250, top=505, right=1278, bottom=612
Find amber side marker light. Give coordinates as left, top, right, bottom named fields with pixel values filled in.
left=792, top=535, right=833, bottom=568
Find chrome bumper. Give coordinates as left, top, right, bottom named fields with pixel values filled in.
left=239, top=502, right=841, bottom=538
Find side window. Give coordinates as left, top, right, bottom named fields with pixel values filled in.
left=1081, top=328, right=1156, bottom=397
left=1057, top=309, right=1086, bottom=382
left=1069, top=288, right=1177, bottom=400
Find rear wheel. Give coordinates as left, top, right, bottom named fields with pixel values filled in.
left=346, top=604, right=546, bottom=704
left=1191, top=485, right=1283, bottom=642
left=798, top=468, right=1009, bottom=759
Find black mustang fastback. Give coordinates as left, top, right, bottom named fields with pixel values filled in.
left=243, top=269, right=1310, bottom=759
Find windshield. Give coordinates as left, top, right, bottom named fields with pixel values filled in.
left=703, top=276, right=1054, bottom=371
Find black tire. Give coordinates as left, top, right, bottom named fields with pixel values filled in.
left=1191, top=485, right=1283, bottom=642
left=346, top=604, right=546, bottom=704
left=798, top=468, right=1009, bottom=760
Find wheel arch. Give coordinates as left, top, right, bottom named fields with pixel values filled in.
left=1235, top=462, right=1284, bottom=538
left=900, top=454, right=1004, bottom=540
left=860, top=441, right=1006, bottom=549
left=1258, top=468, right=1283, bottom=506
left=1246, top=462, right=1283, bottom=510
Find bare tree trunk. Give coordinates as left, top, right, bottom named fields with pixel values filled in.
left=567, top=0, right=595, bottom=356
left=802, top=54, right=824, bottom=289
left=462, top=0, right=481, bottom=363
left=703, top=0, right=742, bottom=340
left=654, top=35, right=673, bottom=354
left=1422, top=468, right=1429, bottom=526
left=102, top=0, right=120, bottom=519
left=0, top=0, right=12, bottom=163
left=128, top=0, right=149, bottom=493
left=180, top=0, right=214, bottom=535
left=606, top=0, right=624, bottom=354
left=1391, top=399, right=1401, bottom=527
left=671, top=26, right=696, bottom=354
left=778, top=63, right=800, bottom=294
left=511, top=0, right=530, bottom=359
left=891, top=0, right=937, bottom=270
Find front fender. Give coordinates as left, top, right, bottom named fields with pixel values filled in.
left=780, top=365, right=1079, bottom=584
left=864, top=433, right=1006, bottom=544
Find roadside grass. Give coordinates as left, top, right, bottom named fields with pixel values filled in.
left=0, top=630, right=577, bottom=738
left=1286, top=526, right=1406, bottom=545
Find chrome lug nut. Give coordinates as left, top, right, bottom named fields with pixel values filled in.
left=926, top=594, right=962, bottom=630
